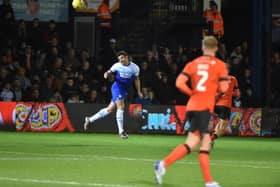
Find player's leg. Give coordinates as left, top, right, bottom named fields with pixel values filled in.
left=84, top=101, right=115, bottom=131
left=200, top=135, right=221, bottom=187
left=210, top=106, right=230, bottom=142
left=115, top=99, right=128, bottom=138
left=199, top=112, right=221, bottom=187
left=154, top=132, right=199, bottom=185
left=154, top=112, right=201, bottom=184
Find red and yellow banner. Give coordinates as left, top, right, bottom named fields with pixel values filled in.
left=0, top=102, right=74, bottom=132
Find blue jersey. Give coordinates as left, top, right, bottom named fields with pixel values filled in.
left=110, top=62, right=140, bottom=102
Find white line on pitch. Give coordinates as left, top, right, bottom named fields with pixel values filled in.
left=0, top=151, right=279, bottom=170
left=0, top=176, right=139, bottom=187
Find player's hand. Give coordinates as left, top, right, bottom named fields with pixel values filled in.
left=104, top=71, right=109, bottom=79
left=138, top=92, right=143, bottom=99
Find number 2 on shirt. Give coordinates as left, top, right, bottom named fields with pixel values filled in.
left=196, top=70, right=208, bottom=91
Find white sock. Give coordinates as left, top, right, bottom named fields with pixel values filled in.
left=116, top=109, right=124, bottom=134
left=88, top=108, right=110, bottom=123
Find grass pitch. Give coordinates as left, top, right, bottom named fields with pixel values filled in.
left=0, top=132, right=279, bottom=187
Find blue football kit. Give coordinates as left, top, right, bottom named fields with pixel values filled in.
left=109, top=62, right=140, bottom=102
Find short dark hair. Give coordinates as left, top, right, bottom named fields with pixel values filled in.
left=116, top=50, right=128, bottom=57
left=210, top=1, right=217, bottom=8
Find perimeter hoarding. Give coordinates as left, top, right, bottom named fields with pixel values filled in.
left=0, top=102, right=268, bottom=136
left=12, top=0, right=69, bottom=22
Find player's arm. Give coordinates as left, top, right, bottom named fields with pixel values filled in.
left=134, top=76, right=143, bottom=98
left=218, top=77, right=229, bottom=93
left=218, top=62, right=229, bottom=93
left=176, top=72, right=193, bottom=96
left=232, top=77, right=240, bottom=98
left=104, top=70, right=113, bottom=79
left=104, top=63, right=117, bottom=79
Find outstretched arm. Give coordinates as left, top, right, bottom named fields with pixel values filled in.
left=104, top=70, right=113, bottom=79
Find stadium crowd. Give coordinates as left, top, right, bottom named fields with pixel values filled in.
left=0, top=1, right=276, bottom=108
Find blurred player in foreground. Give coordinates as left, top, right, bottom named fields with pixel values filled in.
left=211, top=65, right=240, bottom=144
left=83, top=51, right=143, bottom=139
left=154, top=36, right=229, bottom=187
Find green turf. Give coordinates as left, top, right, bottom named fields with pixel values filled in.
left=0, top=132, right=279, bottom=187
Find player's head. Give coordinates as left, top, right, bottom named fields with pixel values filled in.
left=202, top=36, right=218, bottom=55
left=117, top=50, right=129, bottom=65
left=210, top=0, right=218, bottom=10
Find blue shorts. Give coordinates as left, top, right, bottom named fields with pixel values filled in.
left=111, top=83, right=128, bottom=102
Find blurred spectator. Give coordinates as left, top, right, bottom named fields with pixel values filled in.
left=63, top=47, right=80, bottom=71
left=28, top=18, right=43, bottom=51
left=0, top=82, right=14, bottom=101
left=49, top=91, right=63, bottom=102
left=79, top=82, right=90, bottom=102
left=156, top=74, right=175, bottom=104
left=61, top=77, right=78, bottom=102
left=158, top=47, right=173, bottom=73
left=239, top=68, right=252, bottom=91
left=217, top=41, right=227, bottom=61
left=0, top=5, right=16, bottom=45
left=0, top=0, right=14, bottom=20
left=241, top=88, right=254, bottom=107
left=25, top=87, right=41, bottom=102
left=134, top=87, right=152, bottom=105
left=15, top=67, right=31, bottom=91
left=79, top=60, right=92, bottom=82
left=139, top=61, right=153, bottom=88
left=67, top=93, right=81, bottom=103
left=18, top=45, right=33, bottom=72
left=11, top=78, right=23, bottom=101
left=204, top=0, right=224, bottom=39
left=40, top=76, right=55, bottom=101
left=88, top=89, right=101, bottom=103
left=16, top=19, right=28, bottom=46
left=174, top=45, right=187, bottom=70
left=148, top=89, right=159, bottom=104
left=145, top=48, right=158, bottom=72
left=43, top=20, right=59, bottom=48
left=98, top=84, right=111, bottom=103
left=230, top=45, right=243, bottom=77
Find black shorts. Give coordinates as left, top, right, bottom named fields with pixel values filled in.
left=186, top=110, right=211, bottom=135
left=214, top=106, right=231, bottom=120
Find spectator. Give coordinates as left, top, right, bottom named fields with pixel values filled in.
left=0, top=82, right=14, bottom=101
left=79, top=82, right=90, bottom=102
left=28, top=18, right=43, bottom=51
left=11, top=78, right=23, bottom=101
left=43, top=20, right=59, bottom=48
left=0, top=8, right=16, bottom=45
left=204, top=0, right=224, bottom=39
left=88, top=89, right=101, bottom=103
left=134, top=87, right=152, bottom=105
left=63, top=47, right=80, bottom=71
left=242, top=88, right=254, bottom=107
left=25, top=87, right=41, bottom=102
left=16, top=19, right=28, bottom=46
left=139, top=61, right=153, bottom=88
left=40, top=76, right=55, bottom=101
left=61, top=77, right=78, bottom=102
left=157, top=74, right=175, bottom=105
left=15, top=67, right=31, bottom=91
left=145, top=49, right=158, bottom=72
left=230, top=45, right=243, bottom=77
left=67, top=93, right=81, bottom=103
left=49, top=91, right=63, bottom=102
